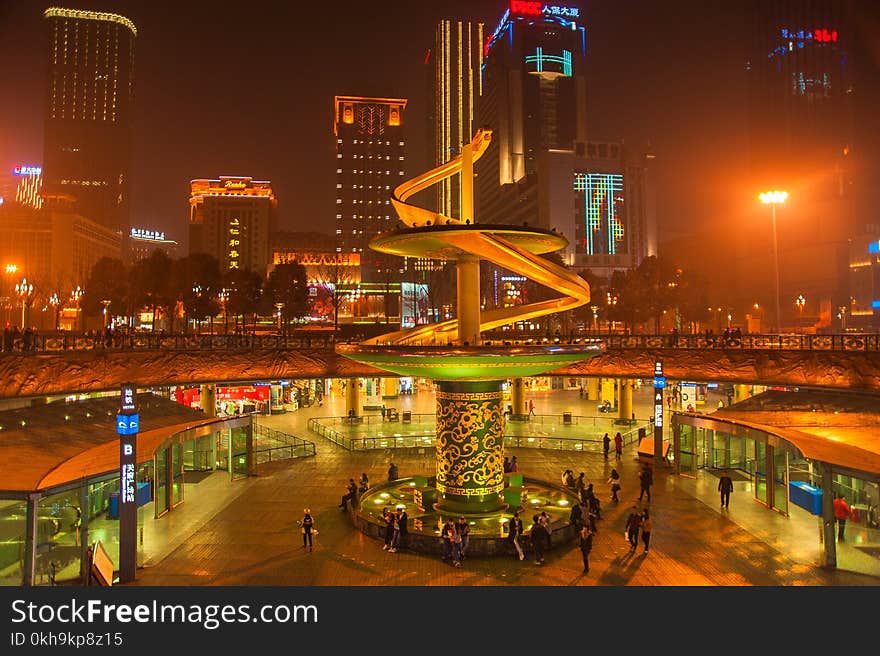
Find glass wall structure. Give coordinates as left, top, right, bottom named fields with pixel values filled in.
left=672, top=412, right=880, bottom=577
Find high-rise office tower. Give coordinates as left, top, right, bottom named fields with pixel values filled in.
left=189, top=177, right=278, bottom=275
left=427, top=20, right=484, bottom=219
left=740, top=0, right=856, bottom=326
left=333, top=95, right=407, bottom=281
left=475, top=3, right=654, bottom=276
left=41, top=7, right=136, bottom=234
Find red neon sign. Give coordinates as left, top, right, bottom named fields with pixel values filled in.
left=511, top=1, right=542, bottom=16
left=814, top=28, right=838, bottom=43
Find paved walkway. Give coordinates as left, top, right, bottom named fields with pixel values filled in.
left=130, top=386, right=880, bottom=586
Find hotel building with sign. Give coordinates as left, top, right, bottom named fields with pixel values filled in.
left=188, top=177, right=278, bottom=276
left=333, top=95, right=407, bottom=282
left=41, top=7, right=137, bottom=234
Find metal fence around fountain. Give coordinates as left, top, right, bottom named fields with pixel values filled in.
left=307, top=414, right=649, bottom=452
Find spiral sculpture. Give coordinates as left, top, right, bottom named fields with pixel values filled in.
left=337, top=129, right=602, bottom=513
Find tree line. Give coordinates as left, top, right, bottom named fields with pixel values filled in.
left=82, top=251, right=309, bottom=333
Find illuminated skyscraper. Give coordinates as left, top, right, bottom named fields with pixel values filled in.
left=475, top=3, right=654, bottom=277
left=41, top=7, right=136, bottom=234
left=333, top=95, right=407, bottom=281
left=740, top=0, right=857, bottom=326
left=189, top=177, right=278, bottom=275
left=427, top=20, right=484, bottom=219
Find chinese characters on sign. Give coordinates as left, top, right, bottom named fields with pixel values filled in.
left=228, top=218, right=241, bottom=270
left=121, top=461, right=136, bottom=503
left=653, top=361, right=664, bottom=429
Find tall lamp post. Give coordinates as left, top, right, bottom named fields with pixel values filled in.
left=48, top=293, right=61, bottom=331
left=759, top=190, right=788, bottom=334
left=70, top=286, right=83, bottom=332
left=15, top=278, right=33, bottom=328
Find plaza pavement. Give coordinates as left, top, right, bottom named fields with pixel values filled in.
left=130, top=385, right=880, bottom=587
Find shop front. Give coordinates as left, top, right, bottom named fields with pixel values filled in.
left=672, top=412, right=880, bottom=575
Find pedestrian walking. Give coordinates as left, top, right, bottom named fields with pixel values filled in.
left=614, top=431, right=623, bottom=460
left=608, top=468, right=621, bottom=502
left=507, top=511, right=525, bottom=561
left=833, top=493, right=853, bottom=542
left=640, top=508, right=652, bottom=554
left=602, top=433, right=610, bottom=461
left=579, top=525, right=594, bottom=573
left=530, top=514, right=549, bottom=564
left=718, top=471, right=733, bottom=508
left=575, top=472, right=586, bottom=502
left=528, top=399, right=535, bottom=416
left=625, top=507, right=641, bottom=551
left=569, top=499, right=584, bottom=531
left=638, top=463, right=653, bottom=502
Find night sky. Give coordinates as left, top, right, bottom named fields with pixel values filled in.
left=0, top=1, right=766, bottom=249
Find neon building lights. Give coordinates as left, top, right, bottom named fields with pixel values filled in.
left=575, top=173, right=624, bottom=255
left=525, top=47, right=572, bottom=76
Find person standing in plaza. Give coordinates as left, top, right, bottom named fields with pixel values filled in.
left=575, top=472, right=586, bottom=503
left=579, top=524, right=594, bottom=573
left=388, top=508, right=401, bottom=553
left=441, top=518, right=457, bottom=563
left=625, top=507, right=642, bottom=551
left=833, top=493, right=853, bottom=542
left=530, top=514, right=549, bottom=564
left=718, top=471, right=733, bottom=508
left=455, top=517, right=470, bottom=560
left=508, top=511, right=525, bottom=561
left=614, top=431, right=623, bottom=460
left=539, top=510, right=552, bottom=547
left=510, top=455, right=518, bottom=473
left=638, top=463, right=653, bottom=502
left=382, top=508, right=395, bottom=550
left=608, top=468, right=621, bottom=503
left=640, top=508, right=652, bottom=554
left=396, top=507, right=409, bottom=550
left=602, top=433, right=611, bottom=461
left=387, top=462, right=398, bottom=481
left=299, top=509, right=315, bottom=552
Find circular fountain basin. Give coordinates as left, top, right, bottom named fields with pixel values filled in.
left=350, top=475, right=581, bottom=557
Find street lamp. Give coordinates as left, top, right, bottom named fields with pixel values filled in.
left=796, top=294, right=805, bottom=331
left=218, top=288, right=230, bottom=334
left=605, top=290, right=618, bottom=332
left=759, top=190, right=788, bottom=334
left=15, top=278, right=33, bottom=328
left=70, top=286, right=83, bottom=332
left=590, top=304, right=599, bottom=333
left=101, top=299, right=112, bottom=329
left=48, top=293, right=60, bottom=331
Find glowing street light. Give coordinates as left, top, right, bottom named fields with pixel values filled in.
left=15, top=278, right=33, bottom=328
left=70, top=286, right=83, bottom=332
left=759, top=190, right=788, bottom=334
left=48, top=292, right=61, bottom=331
left=796, top=294, right=806, bottom=331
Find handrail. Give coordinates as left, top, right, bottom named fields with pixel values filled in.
left=3, top=331, right=880, bottom=355
left=307, top=415, right=648, bottom=452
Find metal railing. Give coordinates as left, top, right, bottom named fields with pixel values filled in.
left=308, top=414, right=649, bottom=453
left=233, top=423, right=316, bottom=471
left=4, top=330, right=880, bottom=355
